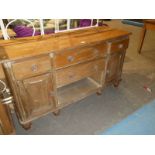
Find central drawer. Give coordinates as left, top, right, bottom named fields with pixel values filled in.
left=56, top=58, right=105, bottom=88
left=54, top=43, right=107, bottom=69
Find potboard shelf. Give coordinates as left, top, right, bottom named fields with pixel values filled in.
left=57, top=77, right=101, bottom=107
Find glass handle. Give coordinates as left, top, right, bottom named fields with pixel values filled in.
left=67, top=56, right=74, bottom=62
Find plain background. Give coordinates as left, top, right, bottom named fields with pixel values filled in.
left=0, top=0, right=155, bottom=154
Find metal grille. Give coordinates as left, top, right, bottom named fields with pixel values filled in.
left=0, top=19, right=99, bottom=40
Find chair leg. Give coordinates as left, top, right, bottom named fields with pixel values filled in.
left=138, top=26, right=146, bottom=54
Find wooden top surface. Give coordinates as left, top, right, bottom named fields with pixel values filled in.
left=144, top=20, right=155, bottom=24
left=0, top=26, right=131, bottom=61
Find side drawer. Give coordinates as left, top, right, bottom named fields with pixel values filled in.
left=11, top=55, right=52, bottom=80
left=54, top=43, right=107, bottom=69
left=56, top=58, right=105, bottom=88
left=108, top=38, right=129, bottom=53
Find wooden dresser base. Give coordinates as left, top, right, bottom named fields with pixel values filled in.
left=0, top=27, right=130, bottom=132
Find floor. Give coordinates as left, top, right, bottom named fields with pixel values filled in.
left=102, top=100, right=155, bottom=135
left=13, top=20, right=155, bottom=135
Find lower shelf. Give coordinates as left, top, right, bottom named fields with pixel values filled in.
left=57, top=77, right=101, bottom=108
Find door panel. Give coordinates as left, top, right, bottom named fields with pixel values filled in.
left=17, top=73, right=56, bottom=121
left=105, top=52, right=124, bottom=82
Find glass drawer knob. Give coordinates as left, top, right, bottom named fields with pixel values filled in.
left=118, top=44, right=123, bottom=49
left=107, top=70, right=110, bottom=74
left=67, top=56, right=74, bottom=62
left=69, top=74, right=74, bottom=78
left=31, top=64, right=38, bottom=72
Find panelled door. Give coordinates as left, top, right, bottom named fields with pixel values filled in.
left=16, top=73, right=56, bottom=122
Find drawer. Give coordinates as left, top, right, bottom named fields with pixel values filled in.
left=11, top=56, right=52, bottom=80
left=109, top=38, right=129, bottom=53
left=54, top=43, right=107, bottom=69
left=56, top=58, right=105, bottom=88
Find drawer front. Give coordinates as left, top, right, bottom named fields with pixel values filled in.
left=12, top=56, right=52, bottom=80
left=55, top=43, right=107, bottom=69
left=56, top=58, right=105, bottom=88
left=109, top=38, right=129, bottom=53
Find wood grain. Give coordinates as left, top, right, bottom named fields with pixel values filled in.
left=108, top=38, right=129, bottom=53
left=57, top=78, right=101, bottom=107
left=0, top=64, right=5, bottom=79
left=138, top=20, right=155, bottom=54
left=0, top=104, right=15, bottom=135
left=56, top=58, right=105, bottom=88
left=16, top=73, right=56, bottom=122
left=0, top=26, right=130, bottom=130
left=12, top=55, right=52, bottom=80
left=55, top=43, right=107, bottom=69
left=0, top=27, right=131, bottom=61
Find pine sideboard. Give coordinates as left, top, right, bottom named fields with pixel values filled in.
left=0, top=27, right=131, bottom=131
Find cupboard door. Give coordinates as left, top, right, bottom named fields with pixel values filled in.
left=17, top=73, right=56, bottom=122
left=105, top=51, right=125, bottom=83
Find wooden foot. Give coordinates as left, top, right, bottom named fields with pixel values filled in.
left=96, top=90, right=102, bottom=95
left=113, top=81, right=120, bottom=87
left=22, top=122, right=32, bottom=130
left=53, top=110, right=60, bottom=116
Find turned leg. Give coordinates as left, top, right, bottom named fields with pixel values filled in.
left=21, top=122, right=32, bottom=130
left=96, top=90, right=102, bottom=95
left=113, top=79, right=120, bottom=87
left=53, top=110, right=60, bottom=116
left=113, top=81, right=119, bottom=87
left=113, top=78, right=122, bottom=88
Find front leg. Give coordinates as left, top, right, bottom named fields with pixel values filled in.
left=21, top=122, right=32, bottom=130
left=96, top=89, right=102, bottom=95
left=113, top=79, right=122, bottom=88
left=53, top=110, right=60, bottom=116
